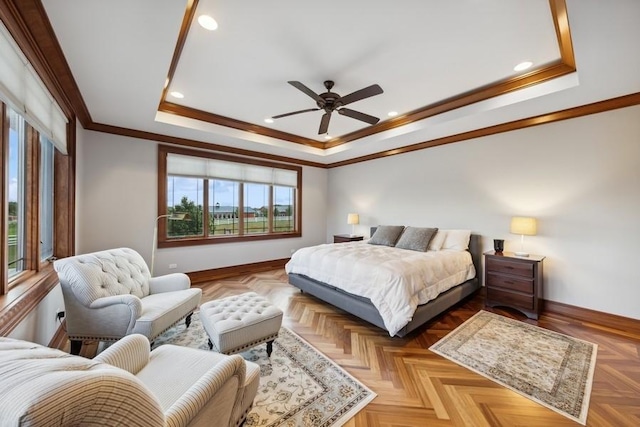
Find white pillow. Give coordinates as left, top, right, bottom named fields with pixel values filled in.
left=427, top=230, right=447, bottom=251
left=440, top=229, right=471, bottom=251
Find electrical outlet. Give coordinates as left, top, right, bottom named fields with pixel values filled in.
left=56, top=310, right=65, bottom=321
left=169, top=263, right=177, bottom=269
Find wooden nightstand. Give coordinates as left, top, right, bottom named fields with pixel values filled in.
left=484, top=251, right=545, bottom=319
left=333, top=234, right=364, bottom=243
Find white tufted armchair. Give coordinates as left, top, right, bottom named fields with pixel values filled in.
left=54, top=248, right=202, bottom=354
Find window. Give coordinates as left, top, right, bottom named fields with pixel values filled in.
left=0, top=104, right=60, bottom=289
left=39, top=135, right=55, bottom=261
left=3, top=107, right=58, bottom=283
left=158, top=145, right=301, bottom=247
left=7, top=109, right=26, bottom=277
left=211, top=180, right=240, bottom=236
left=0, top=16, right=74, bottom=329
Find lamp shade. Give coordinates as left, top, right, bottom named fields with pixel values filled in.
left=510, top=217, right=537, bottom=236
left=347, top=213, right=359, bottom=225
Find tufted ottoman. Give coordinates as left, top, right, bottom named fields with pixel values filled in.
left=200, top=292, right=283, bottom=357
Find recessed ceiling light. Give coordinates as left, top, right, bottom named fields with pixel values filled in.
left=324, top=135, right=331, bottom=140
left=388, top=111, right=398, bottom=117
left=264, top=118, right=274, bottom=124
left=514, top=61, right=533, bottom=72
left=198, top=15, right=218, bottom=31
left=170, top=91, right=184, bottom=99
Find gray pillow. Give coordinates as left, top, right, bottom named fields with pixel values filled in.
left=368, top=225, right=405, bottom=247
left=394, top=227, right=438, bottom=252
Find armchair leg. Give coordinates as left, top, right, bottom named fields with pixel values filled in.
left=70, top=340, right=83, bottom=355
left=185, top=313, right=193, bottom=328
left=266, top=340, right=274, bottom=357
left=208, top=338, right=213, bottom=350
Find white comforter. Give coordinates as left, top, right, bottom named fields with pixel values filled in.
left=285, top=241, right=476, bottom=336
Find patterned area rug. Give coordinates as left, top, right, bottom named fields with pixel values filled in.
left=429, top=310, right=597, bottom=425
left=154, top=313, right=376, bottom=426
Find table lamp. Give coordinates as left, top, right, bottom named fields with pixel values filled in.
left=347, top=213, right=359, bottom=236
left=510, top=216, right=537, bottom=257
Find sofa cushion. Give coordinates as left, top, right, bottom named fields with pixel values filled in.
left=136, top=344, right=260, bottom=426
left=132, top=288, right=202, bottom=339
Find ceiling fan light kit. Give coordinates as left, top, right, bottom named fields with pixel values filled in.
left=272, top=80, right=384, bottom=135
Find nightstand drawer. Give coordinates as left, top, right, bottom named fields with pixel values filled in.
left=486, top=273, right=534, bottom=294
left=333, top=234, right=364, bottom=243
left=487, top=288, right=534, bottom=311
left=486, top=257, right=534, bottom=278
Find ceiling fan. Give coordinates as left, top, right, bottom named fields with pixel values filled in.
left=272, top=80, right=384, bottom=135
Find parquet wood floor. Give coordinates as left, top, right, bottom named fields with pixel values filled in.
left=65, top=269, right=640, bottom=426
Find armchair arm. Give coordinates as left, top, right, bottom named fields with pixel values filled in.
left=90, top=294, right=142, bottom=316
left=148, top=272, right=191, bottom=294
left=164, top=355, right=246, bottom=427
left=94, top=334, right=150, bottom=375
left=77, top=295, right=142, bottom=337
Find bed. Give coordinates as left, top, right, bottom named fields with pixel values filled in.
left=286, top=227, right=481, bottom=337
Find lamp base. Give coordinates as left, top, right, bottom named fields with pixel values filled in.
left=514, top=251, right=530, bottom=257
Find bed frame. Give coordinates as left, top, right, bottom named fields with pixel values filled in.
left=288, top=230, right=482, bottom=337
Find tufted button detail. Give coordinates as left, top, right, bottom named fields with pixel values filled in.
left=199, top=291, right=283, bottom=355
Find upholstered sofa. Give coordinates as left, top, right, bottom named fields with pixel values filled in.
left=0, top=334, right=260, bottom=427
left=53, top=248, right=202, bottom=354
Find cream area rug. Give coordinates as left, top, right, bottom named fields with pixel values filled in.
left=429, top=310, right=597, bottom=425
left=154, top=312, right=376, bottom=427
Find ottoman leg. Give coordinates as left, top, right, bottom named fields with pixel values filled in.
left=266, top=340, right=274, bottom=357
left=185, top=313, right=193, bottom=328
left=208, top=338, right=213, bottom=350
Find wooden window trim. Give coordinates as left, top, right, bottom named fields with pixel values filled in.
left=0, top=115, right=75, bottom=336
left=0, top=1, right=76, bottom=336
left=0, top=264, right=58, bottom=336
left=1, top=104, right=7, bottom=295
left=157, top=145, right=302, bottom=248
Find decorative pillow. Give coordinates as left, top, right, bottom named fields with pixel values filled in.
left=428, top=230, right=447, bottom=251
left=368, top=225, right=405, bottom=247
left=441, top=229, right=471, bottom=251
left=395, top=227, right=438, bottom=252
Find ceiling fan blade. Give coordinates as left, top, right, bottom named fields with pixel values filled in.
left=271, top=108, right=320, bottom=119
left=318, top=112, right=331, bottom=134
left=338, top=108, right=380, bottom=125
left=288, top=81, right=323, bottom=103
left=337, top=84, right=383, bottom=106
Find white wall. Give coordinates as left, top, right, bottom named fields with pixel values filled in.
left=76, top=130, right=329, bottom=275
left=8, top=285, right=64, bottom=345
left=12, top=105, right=639, bottom=344
left=327, top=105, right=640, bottom=320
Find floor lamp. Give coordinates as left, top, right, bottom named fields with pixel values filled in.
left=151, top=213, right=189, bottom=276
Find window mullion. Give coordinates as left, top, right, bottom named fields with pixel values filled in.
left=203, top=178, right=209, bottom=238
left=268, top=186, right=274, bottom=233
left=238, top=182, right=244, bottom=235
left=1, top=104, right=7, bottom=294
left=25, top=125, right=39, bottom=271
